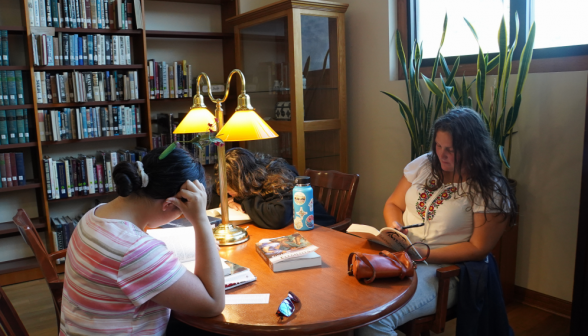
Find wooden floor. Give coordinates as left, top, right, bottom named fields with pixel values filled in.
left=3, top=279, right=571, bottom=336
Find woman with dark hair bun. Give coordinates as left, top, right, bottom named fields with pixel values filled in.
left=217, top=147, right=336, bottom=229
left=59, top=147, right=225, bottom=336
left=358, top=107, right=517, bottom=336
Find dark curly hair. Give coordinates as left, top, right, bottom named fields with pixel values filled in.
left=113, top=146, right=206, bottom=199
left=427, top=107, right=517, bottom=225
left=217, top=147, right=296, bottom=200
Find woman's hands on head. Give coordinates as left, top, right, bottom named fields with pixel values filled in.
left=166, top=180, right=208, bottom=227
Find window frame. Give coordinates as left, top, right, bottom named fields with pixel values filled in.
left=397, top=0, right=588, bottom=79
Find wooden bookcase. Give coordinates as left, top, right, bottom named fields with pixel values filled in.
left=0, top=0, right=237, bottom=286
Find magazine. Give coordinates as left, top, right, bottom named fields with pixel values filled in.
left=346, top=224, right=424, bottom=262
left=255, top=233, right=318, bottom=264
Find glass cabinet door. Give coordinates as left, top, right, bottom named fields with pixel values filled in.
left=301, top=14, right=340, bottom=121
left=239, top=17, right=292, bottom=161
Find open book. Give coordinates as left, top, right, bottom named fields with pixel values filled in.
left=206, top=207, right=251, bottom=225
left=147, top=227, right=256, bottom=290
left=346, top=224, right=424, bottom=262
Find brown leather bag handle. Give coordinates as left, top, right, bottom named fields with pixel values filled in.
left=347, top=253, right=378, bottom=284
left=405, top=242, right=430, bottom=262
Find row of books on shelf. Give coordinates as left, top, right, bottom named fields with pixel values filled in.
left=34, top=70, right=140, bottom=104
left=39, top=105, right=141, bottom=141
left=0, top=110, right=30, bottom=145
left=1, top=31, right=9, bottom=66
left=0, top=70, right=26, bottom=106
left=32, top=33, right=132, bottom=66
left=43, top=147, right=146, bottom=200
left=151, top=133, right=219, bottom=165
left=148, top=60, right=192, bottom=100
left=0, top=152, right=26, bottom=188
left=51, top=215, right=80, bottom=263
left=28, top=0, right=142, bottom=29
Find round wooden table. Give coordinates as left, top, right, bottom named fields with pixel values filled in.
left=173, top=224, right=417, bottom=335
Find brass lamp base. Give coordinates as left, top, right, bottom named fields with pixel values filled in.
left=213, top=223, right=249, bottom=246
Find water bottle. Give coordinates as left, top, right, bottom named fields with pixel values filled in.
left=293, top=176, right=314, bottom=231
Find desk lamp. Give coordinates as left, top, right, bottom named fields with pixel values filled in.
left=173, top=69, right=278, bottom=245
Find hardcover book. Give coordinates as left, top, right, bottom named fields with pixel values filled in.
left=255, top=233, right=319, bottom=265
left=0, top=110, right=8, bottom=145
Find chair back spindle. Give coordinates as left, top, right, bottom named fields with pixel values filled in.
left=304, top=169, right=360, bottom=232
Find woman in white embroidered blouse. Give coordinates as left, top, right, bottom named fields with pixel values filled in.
left=358, top=107, right=517, bottom=336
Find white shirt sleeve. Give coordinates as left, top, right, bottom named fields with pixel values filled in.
left=403, top=154, right=431, bottom=184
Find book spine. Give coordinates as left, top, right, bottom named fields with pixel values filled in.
left=9, top=153, right=17, bottom=187
left=6, top=71, right=17, bottom=106
left=15, top=109, right=25, bottom=143
left=23, top=109, right=29, bottom=143
left=0, top=71, right=7, bottom=105
left=43, top=158, right=52, bottom=199
left=96, top=163, right=104, bottom=192
left=15, top=153, right=25, bottom=186
left=15, top=71, right=24, bottom=105
left=0, top=110, right=8, bottom=145
left=6, top=110, right=17, bottom=144
left=2, top=153, right=11, bottom=187
left=45, top=0, right=53, bottom=27
left=51, top=0, right=59, bottom=27
left=1, top=31, right=8, bottom=66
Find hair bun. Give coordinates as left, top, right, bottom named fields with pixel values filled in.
left=112, top=161, right=142, bottom=197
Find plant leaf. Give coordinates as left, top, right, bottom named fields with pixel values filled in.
left=464, top=17, right=479, bottom=43
left=514, top=22, right=536, bottom=98
left=422, top=74, right=444, bottom=98
left=499, top=145, right=510, bottom=169
left=487, top=54, right=500, bottom=72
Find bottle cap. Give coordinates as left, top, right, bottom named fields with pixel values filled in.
left=295, top=176, right=310, bottom=184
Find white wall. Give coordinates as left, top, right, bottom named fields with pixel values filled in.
left=239, top=0, right=585, bottom=301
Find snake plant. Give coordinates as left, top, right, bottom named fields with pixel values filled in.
left=383, top=13, right=536, bottom=176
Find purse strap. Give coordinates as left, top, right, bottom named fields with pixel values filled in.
left=405, top=242, right=431, bottom=262
left=347, top=252, right=378, bottom=284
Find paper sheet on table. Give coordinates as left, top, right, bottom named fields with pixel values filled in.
left=225, top=294, right=270, bottom=304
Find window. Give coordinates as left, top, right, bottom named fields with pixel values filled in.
left=531, top=0, right=588, bottom=49
left=403, top=0, right=588, bottom=72
left=418, top=0, right=510, bottom=59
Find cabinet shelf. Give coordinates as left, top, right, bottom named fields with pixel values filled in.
left=49, top=191, right=117, bottom=203
left=0, top=181, right=41, bottom=193
left=146, top=30, right=233, bottom=39
left=38, top=99, right=145, bottom=108
left=0, top=142, right=37, bottom=150
left=0, top=104, right=34, bottom=110
left=54, top=27, right=143, bottom=35
left=42, top=133, right=147, bottom=145
left=0, top=217, right=45, bottom=238
left=33, top=65, right=144, bottom=70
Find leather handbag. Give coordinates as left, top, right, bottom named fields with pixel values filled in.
left=347, top=243, right=430, bottom=284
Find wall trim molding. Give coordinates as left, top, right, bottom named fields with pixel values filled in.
left=514, top=286, right=572, bottom=318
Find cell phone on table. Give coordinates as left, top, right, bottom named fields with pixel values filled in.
left=399, top=223, right=424, bottom=230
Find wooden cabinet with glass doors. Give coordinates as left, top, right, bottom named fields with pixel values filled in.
left=228, top=0, right=348, bottom=172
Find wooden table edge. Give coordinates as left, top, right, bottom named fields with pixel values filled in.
left=173, top=273, right=418, bottom=335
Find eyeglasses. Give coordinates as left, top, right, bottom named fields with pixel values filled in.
left=276, top=291, right=300, bottom=321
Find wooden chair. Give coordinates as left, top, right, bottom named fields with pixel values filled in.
left=304, top=169, right=360, bottom=232
left=397, top=265, right=460, bottom=336
left=0, top=286, right=29, bottom=336
left=13, top=209, right=66, bottom=326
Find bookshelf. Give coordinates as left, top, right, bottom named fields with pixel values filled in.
left=0, top=0, right=238, bottom=286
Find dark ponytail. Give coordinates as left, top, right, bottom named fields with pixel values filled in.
left=112, top=146, right=205, bottom=199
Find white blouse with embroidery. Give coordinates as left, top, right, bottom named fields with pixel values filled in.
left=402, top=154, right=509, bottom=249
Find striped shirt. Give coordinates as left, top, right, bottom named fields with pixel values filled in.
left=59, top=205, right=186, bottom=336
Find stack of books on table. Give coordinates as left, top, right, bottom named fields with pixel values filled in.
left=255, top=232, right=322, bottom=272
left=147, top=226, right=257, bottom=290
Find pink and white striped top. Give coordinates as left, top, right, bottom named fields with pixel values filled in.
left=59, top=205, right=185, bottom=336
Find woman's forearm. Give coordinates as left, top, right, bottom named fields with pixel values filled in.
left=193, top=215, right=225, bottom=306
left=424, top=241, right=488, bottom=264
left=383, top=202, right=404, bottom=228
